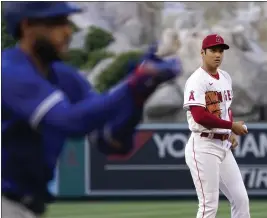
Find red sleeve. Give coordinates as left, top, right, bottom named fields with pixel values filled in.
left=190, top=106, right=232, bottom=129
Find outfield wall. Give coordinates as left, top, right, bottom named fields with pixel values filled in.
left=48, top=123, right=267, bottom=199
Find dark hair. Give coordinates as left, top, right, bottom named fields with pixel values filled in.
left=14, top=16, right=69, bottom=40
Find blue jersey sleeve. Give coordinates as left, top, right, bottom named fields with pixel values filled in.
left=52, top=62, right=98, bottom=101
left=2, top=64, right=136, bottom=137
left=2, top=65, right=65, bottom=127
left=74, top=71, right=97, bottom=98
left=62, top=66, right=143, bottom=154
left=51, top=63, right=143, bottom=155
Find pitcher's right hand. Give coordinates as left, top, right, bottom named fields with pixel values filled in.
left=231, top=121, right=248, bottom=135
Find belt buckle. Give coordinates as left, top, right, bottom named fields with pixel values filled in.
left=208, top=133, right=214, bottom=139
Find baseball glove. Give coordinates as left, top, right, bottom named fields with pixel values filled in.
left=205, top=91, right=221, bottom=118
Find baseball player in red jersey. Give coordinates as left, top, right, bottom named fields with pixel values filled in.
left=183, top=34, right=250, bottom=218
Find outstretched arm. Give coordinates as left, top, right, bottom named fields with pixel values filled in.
left=3, top=56, right=181, bottom=136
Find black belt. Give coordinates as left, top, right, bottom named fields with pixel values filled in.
left=200, top=132, right=229, bottom=141
left=2, top=192, right=46, bottom=215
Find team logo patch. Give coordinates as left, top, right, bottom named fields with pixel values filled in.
left=216, top=35, right=222, bottom=43
left=189, top=90, right=195, bottom=101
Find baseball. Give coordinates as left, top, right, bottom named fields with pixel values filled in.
left=242, top=124, right=248, bottom=131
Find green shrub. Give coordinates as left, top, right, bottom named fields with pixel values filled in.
left=82, top=50, right=115, bottom=70
left=1, top=19, right=17, bottom=49
left=95, top=50, right=143, bottom=92
left=71, top=22, right=80, bottom=33
left=66, top=49, right=88, bottom=68
left=85, top=26, right=114, bottom=52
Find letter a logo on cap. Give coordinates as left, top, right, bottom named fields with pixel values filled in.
left=216, top=35, right=221, bottom=43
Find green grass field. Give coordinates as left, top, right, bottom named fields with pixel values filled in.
left=47, top=200, right=267, bottom=218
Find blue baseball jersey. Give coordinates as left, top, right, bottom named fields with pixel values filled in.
left=1, top=47, right=137, bottom=199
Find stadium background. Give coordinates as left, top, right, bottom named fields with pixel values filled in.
left=2, top=2, right=267, bottom=218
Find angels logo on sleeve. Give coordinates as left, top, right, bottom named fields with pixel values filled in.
left=188, top=90, right=195, bottom=101
left=183, top=71, right=206, bottom=110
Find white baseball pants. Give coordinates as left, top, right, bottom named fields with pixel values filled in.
left=185, top=133, right=250, bottom=218
left=2, top=196, right=39, bottom=218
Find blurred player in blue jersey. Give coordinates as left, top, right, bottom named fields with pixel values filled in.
left=2, top=2, right=182, bottom=218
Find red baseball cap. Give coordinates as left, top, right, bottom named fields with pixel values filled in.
left=202, top=34, right=229, bottom=50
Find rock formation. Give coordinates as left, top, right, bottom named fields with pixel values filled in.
left=69, top=2, right=267, bottom=122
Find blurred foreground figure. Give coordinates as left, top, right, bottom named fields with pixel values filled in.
left=2, top=2, right=182, bottom=217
